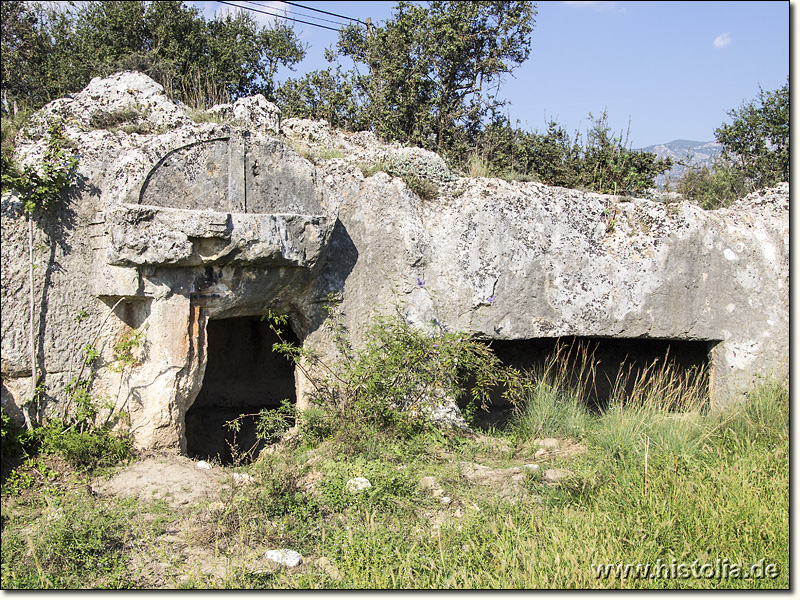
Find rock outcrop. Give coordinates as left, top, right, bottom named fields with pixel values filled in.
left=1, top=72, right=789, bottom=452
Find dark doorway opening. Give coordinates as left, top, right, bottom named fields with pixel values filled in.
left=462, top=336, right=715, bottom=430
left=185, top=316, right=298, bottom=464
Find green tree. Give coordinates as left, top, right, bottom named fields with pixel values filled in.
left=0, top=1, right=64, bottom=110
left=319, top=1, right=536, bottom=161
left=277, top=68, right=360, bottom=129
left=0, top=1, right=305, bottom=112
left=714, top=79, right=789, bottom=189
left=577, top=111, right=673, bottom=195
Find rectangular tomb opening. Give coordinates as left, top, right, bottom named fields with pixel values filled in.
left=463, top=337, right=716, bottom=430
left=185, top=315, right=298, bottom=463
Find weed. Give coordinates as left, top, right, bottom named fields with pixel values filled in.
left=189, top=108, right=224, bottom=124
left=36, top=422, right=135, bottom=471
left=89, top=106, right=145, bottom=130
left=467, top=153, right=491, bottom=178
left=111, top=327, right=146, bottom=372
left=288, top=140, right=343, bottom=163
left=401, top=171, right=439, bottom=201
left=357, top=157, right=440, bottom=200
left=1, top=491, right=167, bottom=588
left=1, top=407, right=35, bottom=460
left=358, top=160, right=390, bottom=178
left=500, top=170, right=538, bottom=183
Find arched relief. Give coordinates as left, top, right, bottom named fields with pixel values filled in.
left=139, top=137, right=238, bottom=212
left=138, top=133, right=324, bottom=216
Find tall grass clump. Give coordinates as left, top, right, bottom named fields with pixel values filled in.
left=707, top=376, right=788, bottom=447
left=511, top=341, right=595, bottom=440
left=467, top=152, right=492, bottom=178
left=590, top=357, right=711, bottom=462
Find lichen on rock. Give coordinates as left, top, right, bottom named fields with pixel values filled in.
left=0, top=72, right=789, bottom=452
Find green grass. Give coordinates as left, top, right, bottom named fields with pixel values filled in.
left=1, top=489, right=171, bottom=588
left=1, top=363, right=788, bottom=588
left=287, top=140, right=343, bottom=163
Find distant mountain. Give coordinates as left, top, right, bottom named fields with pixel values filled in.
left=637, top=139, right=723, bottom=189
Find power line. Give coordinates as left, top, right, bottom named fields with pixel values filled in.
left=277, top=1, right=366, bottom=26
left=216, top=0, right=342, bottom=32
left=238, top=0, right=356, bottom=27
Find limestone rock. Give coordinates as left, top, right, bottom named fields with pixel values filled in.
left=418, top=476, right=441, bottom=490
left=0, top=72, right=789, bottom=454
left=264, top=549, right=302, bottom=568
left=232, top=473, right=254, bottom=485
left=207, top=95, right=281, bottom=135
left=345, top=477, right=372, bottom=493
left=542, top=468, right=570, bottom=484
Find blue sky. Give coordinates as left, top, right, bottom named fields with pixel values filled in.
left=189, top=1, right=789, bottom=148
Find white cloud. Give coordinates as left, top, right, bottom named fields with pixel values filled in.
left=714, top=32, right=732, bottom=49
left=562, top=1, right=626, bottom=13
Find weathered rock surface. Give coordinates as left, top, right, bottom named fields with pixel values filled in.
left=1, top=72, right=789, bottom=452
left=345, top=477, right=372, bottom=494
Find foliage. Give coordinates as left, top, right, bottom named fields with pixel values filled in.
left=277, top=67, right=360, bottom=130
left=224, top=398, right=296, bottom=463
left=1, top=407, right=35, bottom=460
left=111, top=327, right=146, bottom=372
left=676, top=79, right=789, bottom=208
left=249, top=455, right=316, bottom=519
left=2, top=398, right=134, bottom=475
left=577, top=112, right=673, bottom=195
left=714, top=79, right=789, bottom=189
left=1, top=491, right=160, bottom=588
left=35, top=422, right=134, bottom=471
left=262, top=296, right=520, bottom=456
left=0, top=0, right=305, bottom=112
left=0, top=0, right=55, bottom=111
left=1, top=118, right=77, bottom=212
left=476, top=112, right=673, bottom=195
left=283, top=1, right=535, bottom=165
left=676, top=161, right=748, bottom=209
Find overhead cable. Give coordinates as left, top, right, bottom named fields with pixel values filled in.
left=238, top=0, right=355, bottom=27
left=277, top=1, right=367, bottom=25
left=216, top=0, right=343, bottom=32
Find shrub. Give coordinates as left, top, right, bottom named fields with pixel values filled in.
left=36, top=421, right=135, bottom=471
left=715, top=80, right=789, bottom=189
left=677, top=161, right=748, bottom=209
left=260, top=296, right=520, bottom=455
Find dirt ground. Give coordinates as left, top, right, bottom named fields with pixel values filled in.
left=90, top=435, right=586, bottom=509
left=3, top=434, right=588, bottom=587
left=90, top=452, right=228, bottom=508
